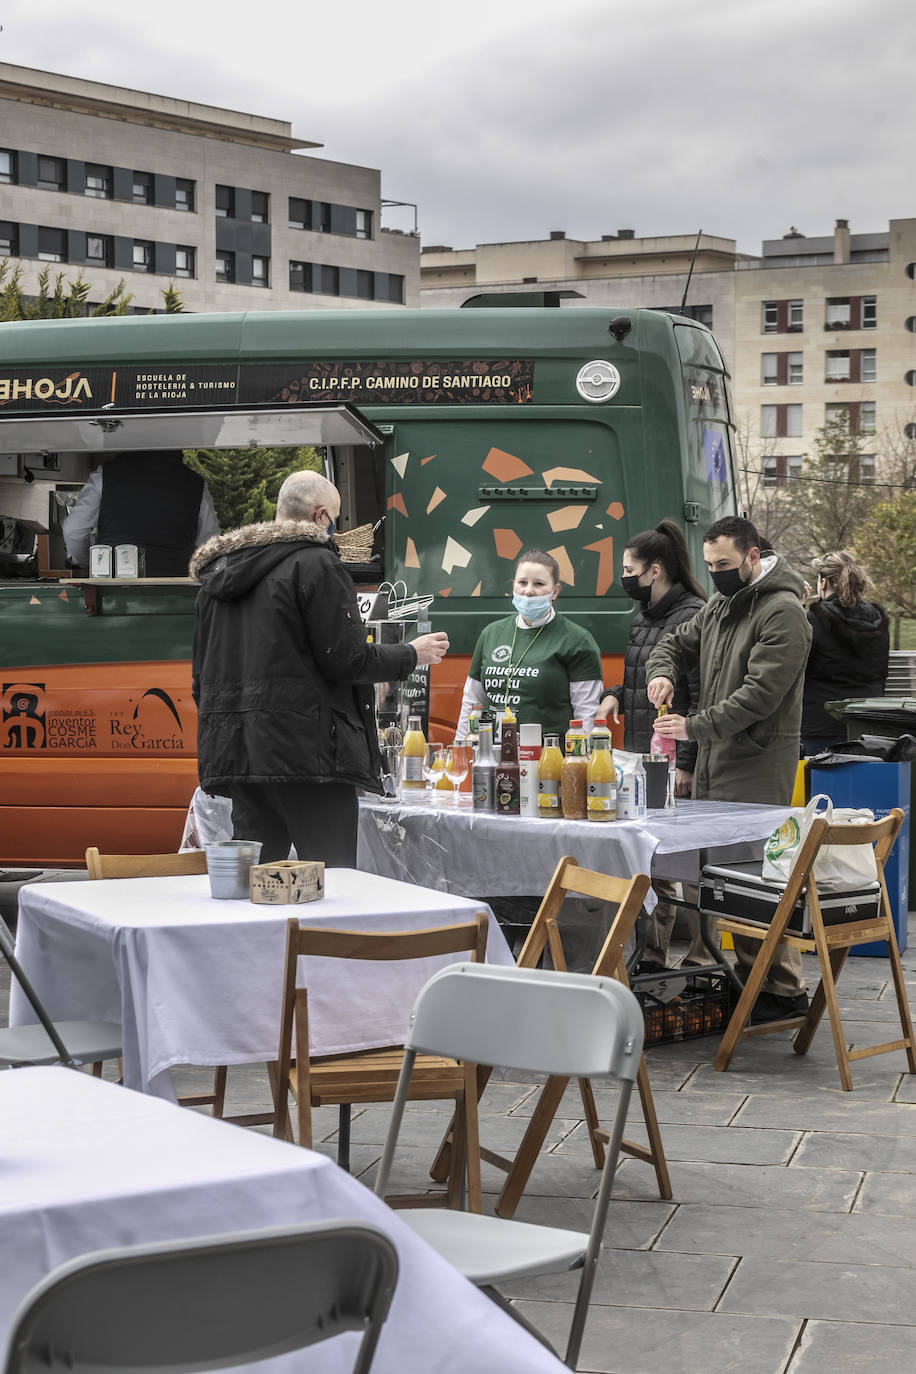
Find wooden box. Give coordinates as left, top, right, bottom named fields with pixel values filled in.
left=250, top=860, right=325, bottom=905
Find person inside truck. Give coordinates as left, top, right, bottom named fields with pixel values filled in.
left=456, top=548, right=602, bottom=742
left=62, top=449, right=220, bottom=577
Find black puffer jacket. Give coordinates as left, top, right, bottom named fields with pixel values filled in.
left=191, top=520, right=416, bottom=794
left=608, top=583, right=704, bottom=771
left=802, top=596, right=890, bottom=738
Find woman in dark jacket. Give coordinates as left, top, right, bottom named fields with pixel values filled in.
left=599, top=519, right=706, bottom=970
left=802, top=551, right=889, bottom=756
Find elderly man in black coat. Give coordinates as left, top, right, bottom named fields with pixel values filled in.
left=191, top=470, right=447, bottom=865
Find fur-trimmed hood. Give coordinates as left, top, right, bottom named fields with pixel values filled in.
left=190, top=519, right=332, bottom=602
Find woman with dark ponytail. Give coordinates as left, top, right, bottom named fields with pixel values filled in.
left=600, top=518, right=707, bottom=970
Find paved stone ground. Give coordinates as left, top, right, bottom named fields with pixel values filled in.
left=4, top=928, right=916, bottom=1373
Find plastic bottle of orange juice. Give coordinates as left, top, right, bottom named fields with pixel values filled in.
left=537, top=734, right=563, bottom=815
left=400, top=715, right=427, bottom=791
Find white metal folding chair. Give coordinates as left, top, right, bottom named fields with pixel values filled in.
left=2, top=1220, right=398, bottom=1374
left=0, top=916, right=121, bottom=1073
left=374, top=962, right=644, bottom=1370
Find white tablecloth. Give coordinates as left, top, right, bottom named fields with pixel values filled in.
left=0, top=1068, right=563, bottom=1374
left=10, top=869, right=511, bottom=1099
left=358, top=798, right=788, bottom=910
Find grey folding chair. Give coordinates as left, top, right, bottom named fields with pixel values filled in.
left=374, top=962, right=644, bottom=1370
left=0, top=916, right=121, bottom=1072
left=2, top=1219, right=399, bottom=1374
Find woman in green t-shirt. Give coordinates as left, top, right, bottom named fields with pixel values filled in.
left=456, top=549, right=603, bottom=741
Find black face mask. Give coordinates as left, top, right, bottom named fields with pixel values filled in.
left=621, top=574, right=653, bottom=604
left=710, top=557, right=749, bottom=598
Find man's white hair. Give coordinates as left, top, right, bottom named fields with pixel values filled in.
left=276, top=470, right=338, bottom=523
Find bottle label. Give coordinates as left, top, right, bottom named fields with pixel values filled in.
left=538, top=778, right=560, bottom=810
left=587, top=782, right=615, bottom=812
left=402, top=757, right=423, bottom=782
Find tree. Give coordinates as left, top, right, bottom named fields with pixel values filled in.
left=733, top=413, right=811, bottom=567
left=0, top=258, right=184, bottom=319
left=798, top=411, right=880, bottom=556
left=183, top=446, right=322, bottom=530
left=855, top=492, right=916, bottom=643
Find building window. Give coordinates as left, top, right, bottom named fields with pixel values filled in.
left=288, top=198, right=310, bottom=230
left=761, top=405, right=778, bottom=438
left=786, top=455, right=803, bottom=482
left=861, top=348, right=877, bottom=382
left=132, top=240, right=154, bottom=273
left=250, top=191, right=269, bottom=224
left=786, top=404, right=802, bottom=437
left=36, top=155, right=65, bottom=191
left=859, top=401, right=877, bottom=432
left=84, top=164, right=112, bottom=199
left=386, top=273, right=404, bottom=304
left=356, top=269, right=374, bottom=300
left=788, top=300, right=803, bottom=330
left=762, top=302, right=778, bottom=333
left=317, top=263, right=339, bottom=295
left=215, top=185, right=235, bottom=218
left=175, top=246, right=195, bottom=279
left=37, top=226, right=66, bottom=262
left=0, top=150, right=16, bottom=184
left=355, top=209, right=372, bottom=239
left=0, top=220, right=17, bottom=256
left=825, top=298, right=851, bottom=329
left=132, top=171, right=153, bottom=204
left=318, top=202, right=331, bottom=234
left=690, top=303, right=713, bottom=329
left=175, top=179, right=195, bottom=212
left=763, top=457, right=778, bottom=488
left=859, top=454, right=876, bottom=484
left=289, top=260, right=312, bottom=292
left=788, top=352, right=803, bottom=384
left=215, top=250, right=235, bottom=282
left=826, top=403, right=851, bottom=429
left=86, top=234, right=112, bottom=267
left=761, top=353, right=779, bottom=385
left=862, top=295, right=877, bottom=328
left=826, top=351, right=851, bottom=381
left=251, top=255, right=269, bottom=286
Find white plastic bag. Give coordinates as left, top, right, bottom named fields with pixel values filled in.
left=762, top=794, right=877, bottom=890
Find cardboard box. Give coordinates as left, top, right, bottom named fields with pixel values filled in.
left=250, top=860, right=324, bottom=904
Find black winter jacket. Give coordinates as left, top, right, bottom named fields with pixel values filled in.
left=802, top=596, right=889, bottom=738
left=191, top=520, right=416, bottom=794
left=608, top=583, right=704, bottom=771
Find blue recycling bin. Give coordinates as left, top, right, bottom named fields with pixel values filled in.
left=809, top=761, right=909, bottom=957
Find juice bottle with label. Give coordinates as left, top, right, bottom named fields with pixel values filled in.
left=561, top=719, right=589, bottom=820
left=587, top=731, right=616, bottom=821
left=537, top=734, right=563, bottom=815
left=495, top=708, right=521, bottom=815
left=400, top=714, right=427, bottom=791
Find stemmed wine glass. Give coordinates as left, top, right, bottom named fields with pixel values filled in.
left=422, top=743, right=447, bottom=800
left=444, top=742, right=470, bottom=805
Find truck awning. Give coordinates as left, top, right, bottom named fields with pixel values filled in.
left=0, top=403, right=383, bottom=454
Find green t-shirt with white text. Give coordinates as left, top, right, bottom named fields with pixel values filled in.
left=469, top=613, right=602, bottom=741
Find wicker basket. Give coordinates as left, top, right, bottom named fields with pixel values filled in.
left=335, top=523, right=375, bottom=563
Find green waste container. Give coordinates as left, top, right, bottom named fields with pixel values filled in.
left=824, top=696, right=916, bottom=901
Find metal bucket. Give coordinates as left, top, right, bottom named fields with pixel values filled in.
left=205, top=839, right=263, bottom=899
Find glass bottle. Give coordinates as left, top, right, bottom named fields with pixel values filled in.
left=400, top=714, right=427, bottom=791
left=496, top=709, right=521, bottom=815
left=471, top=720, right=497, bottom=812
left=537, top=734, right=563, bottom=815
left=561, top=719, right=588, bottom=820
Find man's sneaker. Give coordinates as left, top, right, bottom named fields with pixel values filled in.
left=750, top=989, right=810, bottom=1025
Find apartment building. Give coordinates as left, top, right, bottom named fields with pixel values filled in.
left=733, top=219, right=916, bottom=487
left=0, top=62, right=419, bottom=313
left=420, top=229, right=743, bottom=371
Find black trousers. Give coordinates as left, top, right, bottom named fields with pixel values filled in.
left=229, top=781, right=359, bottom=867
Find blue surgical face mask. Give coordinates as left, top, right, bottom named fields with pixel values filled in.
left=513, top=593, right=553, bottom=620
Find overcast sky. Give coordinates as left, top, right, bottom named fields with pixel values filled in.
left=1, top=0, right=912, bottom=253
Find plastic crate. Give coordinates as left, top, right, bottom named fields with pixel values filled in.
left=637, top=971, right=735, bottom=1046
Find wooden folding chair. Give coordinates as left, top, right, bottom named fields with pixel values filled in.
left=713, top=808, right=916, bottom=1091
left=85, top=847, right=229, bottom=1117
left=273, top=914, right=489, bottom=1212
left=430, top=857, right=671, bottom=1218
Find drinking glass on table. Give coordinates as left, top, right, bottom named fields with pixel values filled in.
left=444, top=742, right=470, bottom=804
left=422, top=743, right=448, bottom=799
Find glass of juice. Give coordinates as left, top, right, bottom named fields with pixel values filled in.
left=445, top=742, right=470, bottom=803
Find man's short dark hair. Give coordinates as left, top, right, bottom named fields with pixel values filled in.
left=703, top=515, right=760, bottom=555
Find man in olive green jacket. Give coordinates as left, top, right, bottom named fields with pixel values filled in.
left=647, top=516, right=812, bottom=1020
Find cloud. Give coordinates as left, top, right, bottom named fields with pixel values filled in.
left=1, top=0, right=912, bottom=252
